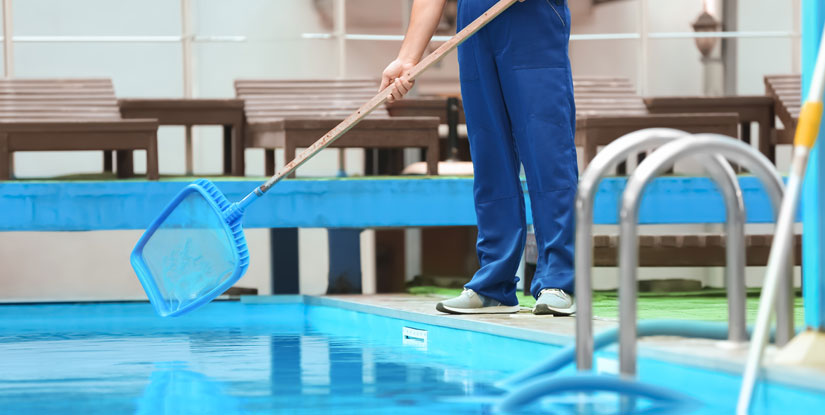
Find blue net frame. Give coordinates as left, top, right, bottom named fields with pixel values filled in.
left=131, top=180, right=249, bottom=317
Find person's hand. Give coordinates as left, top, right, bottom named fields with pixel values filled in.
left=380, top=59, right=415, bottom=104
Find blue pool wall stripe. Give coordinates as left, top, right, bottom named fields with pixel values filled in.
left=0, top=177, right=797, bottom=231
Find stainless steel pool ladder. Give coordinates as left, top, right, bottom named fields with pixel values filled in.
left=616, top=134, right=795, bottom=377
left=575, top=128, right=749, bottom=372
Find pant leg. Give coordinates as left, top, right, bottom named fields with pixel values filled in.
left=493, top=0, right=578, bottom=297
left=456, top=0, right=526, bottom=306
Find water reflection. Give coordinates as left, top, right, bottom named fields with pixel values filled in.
left=259, top=332, right=497, bottom=413
left=136, top=364, right=240, bottom=415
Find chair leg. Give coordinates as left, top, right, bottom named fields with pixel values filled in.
left=222, top=125, right=232, bottom=175
left=584, top=143, right=597, bottom=169
left=578, top=130, right=597, bottom=169
left=364, top=149, right=376, bottom=175
left=265, top=149, right=275, bottom=176
left=146, top=135, right=159, bottom=181
left=116, top=150, right=135, bottom=179
left=616, top=160, right=627, bottom=175
left=0, top=133, right=9, bottom=180
left=762, top=120, right=776, bottom=164
left=426, top=140, right=439, bottom=176
left=230, top=121, right=245, bottom=176
left=103, top=150, right=113, bottom=173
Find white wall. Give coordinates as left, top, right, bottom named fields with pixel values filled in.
left=0, top=229, right=273, bottom=302
left=5, top=0, right=799, bottom=175
left=570, top=0, right=795, bottom=96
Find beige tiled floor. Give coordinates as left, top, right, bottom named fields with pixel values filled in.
left=327, top=293, right=614, bottom=336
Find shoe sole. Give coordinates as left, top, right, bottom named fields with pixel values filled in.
left=532, top=303, right=576, bottom=316
left=436, top=302, right=520, bottom=315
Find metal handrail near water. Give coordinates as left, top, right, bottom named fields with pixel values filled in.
left=618, top=134, right=794, bottom=377
left=574, top=128, right=747, bottom=371
left=496, top=132, right=796, bottom=411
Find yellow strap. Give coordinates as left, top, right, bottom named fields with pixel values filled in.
left=795, top=102, right=824, bottom=149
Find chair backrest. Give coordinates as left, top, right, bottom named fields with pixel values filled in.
left=235, top=79, right=390, bottom=122
left=764, top=74, right=801, bottom=127
left=236, top=77, right=649, bottom=122
left=573, top=76, right=648, bottom=117
left=0, top=78, right=121, bottom=121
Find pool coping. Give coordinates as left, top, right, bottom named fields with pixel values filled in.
left=242, top=294, right=825, bottom=394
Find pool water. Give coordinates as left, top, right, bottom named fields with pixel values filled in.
left=0, top=300, right=823, bottom=414
left=0, top=301, right=551, bottom=414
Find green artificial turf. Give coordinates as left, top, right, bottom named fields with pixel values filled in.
left=408, top=286, right=805, bottom=325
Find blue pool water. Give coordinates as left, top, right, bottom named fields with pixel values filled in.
left=0, top=300, right=823, bottom=414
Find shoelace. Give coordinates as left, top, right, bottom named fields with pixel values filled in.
left=462, top=288, right=476, bottom=298
left=539, top=288, right=566, bottom=299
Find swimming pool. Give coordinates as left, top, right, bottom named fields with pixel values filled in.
left=0, top=298, right=822, bottom=414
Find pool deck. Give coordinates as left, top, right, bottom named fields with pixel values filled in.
left=249, top=293, right=825, bottom=394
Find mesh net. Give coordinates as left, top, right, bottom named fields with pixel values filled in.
left=135, top=190, right=241, bottom=316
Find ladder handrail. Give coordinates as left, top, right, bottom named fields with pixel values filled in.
left=574, top=129, right=748, bottom=371
left=618, top=134, right=794, bottom=377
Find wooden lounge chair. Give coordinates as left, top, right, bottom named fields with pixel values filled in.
left=387, top=97, right=471, bottom=164
left=391, top=78, right=741, bottom=172
left=118, top=98, right=245, bottom=176
left=644, top=95, right=775, bottom=162
left=574, top=77, right=739, bottom=168
left=387, top=97, right=463, bottom=124
left=0, top=78, right=159, bottom=180
left=235, top=79, right=440, bottom=177
left=764, top=74, right=801, bottom=162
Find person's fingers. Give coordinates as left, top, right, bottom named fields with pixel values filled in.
left=379, top=75, right=391, bottom=92
left=391, top=83, right=403, bottom=101
left=396, top=76, right=414, bottom=93
left=394, top=78, right=414, bottom=101
left=394, top=78, right=409, bottom=96
left=386, top=83, right=400, bottom=103
left=400, top=76, right=415, bottom=92
left=386, top=84, right=396, bottom=103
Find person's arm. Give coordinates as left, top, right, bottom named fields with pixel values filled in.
left=380, top=0, right=447, bottom=103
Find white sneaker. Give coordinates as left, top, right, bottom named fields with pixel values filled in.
left=533, top=288, right=576, bottom=316
left=436, top=288, right=520, bottom=314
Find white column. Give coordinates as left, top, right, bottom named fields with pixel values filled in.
left=181, top=0, right=194, bottom=174
left=3, top=0, right=13, bottom=78
left=405, top=228, right=422, bottom=282
left=3, top=0, right=12, bottom=175
left=638, top=0, right=649, bottom=96
left=360, top=229, right=377, bottom=294
left=334, top=0, right=346, bottom=173
left=334, top=0, right=346, bottom=78
left=792, top=0, right=801, bottom=74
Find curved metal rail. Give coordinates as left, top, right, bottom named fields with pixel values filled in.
left=575, top=128, right=746, bottom=371
left=618, top=134, right=794, bottom=376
